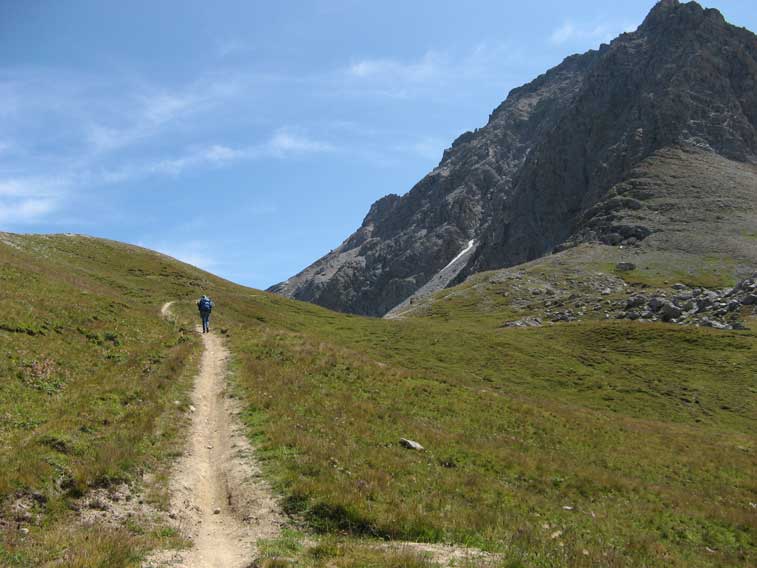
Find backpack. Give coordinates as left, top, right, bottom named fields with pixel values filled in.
left=199, top=297, right=212, bottom=311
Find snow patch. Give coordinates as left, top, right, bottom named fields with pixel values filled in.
left=442, top=239, right=475, bottom=271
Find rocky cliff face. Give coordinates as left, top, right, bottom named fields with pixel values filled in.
left=270, top=0, right=757, bottom=316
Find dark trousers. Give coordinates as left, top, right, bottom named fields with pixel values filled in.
left=200, top=310, right=211, bottom=333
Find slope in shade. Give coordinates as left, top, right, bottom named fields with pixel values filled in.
left=270, top=0, right=757, bottom=316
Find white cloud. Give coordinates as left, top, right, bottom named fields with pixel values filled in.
left=139, top=239, right=217, bottom=270
left=0, top=39, right=531, bottom=228
left=0, top=197, right=58, bottom=224
left=394, top=136, right=446, bottom=161
left=549, top=20, right=635, bottom=46
left=85, top=85, right=233, bottom=154
left=148, top=130, right=333, bottom=175
left=339, top=42, right=528, bottom=101
left=348, top=51, right=441, bottom=83
left=0, top=176, right=66, bottom=225
left=267, top=129, right=335, bottom=156
left=93, top=129, right=334, bottom=182
left=217, top=38, right=253, bottom=58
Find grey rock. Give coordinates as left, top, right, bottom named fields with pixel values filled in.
left=502, top=317, right=543, bottom=328
left=615, top=263, right=637, bottom=272
left=701, top=318, right=731, bottom=330
left=696, top=296, right=715, bottom=311
left=660, top=302, right=683, bottom=322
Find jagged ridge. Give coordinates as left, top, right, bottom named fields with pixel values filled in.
left=271, top=0, right=757, bottom=316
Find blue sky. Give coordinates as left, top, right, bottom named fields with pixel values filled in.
left=2, top=1, right=755, bottom=289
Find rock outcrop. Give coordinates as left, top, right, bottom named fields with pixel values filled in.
left=271, top=1, right=757, bottom=316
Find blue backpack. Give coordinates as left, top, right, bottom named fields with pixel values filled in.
left=199, top=297, right=212, bottom=311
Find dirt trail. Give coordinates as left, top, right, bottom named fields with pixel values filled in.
left=148, top=302, right=496, bottom=567
left=148, top=302, right=284, bottom=567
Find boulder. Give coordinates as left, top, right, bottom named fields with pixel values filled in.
left=660, top=302, right=683, bottom=322
left=701, top=318, right=731, bottom=330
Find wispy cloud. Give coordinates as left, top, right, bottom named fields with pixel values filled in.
left=0, top=60, right=336, bottom=226
left=0, top=37, right=530, bottom=228
left=139, top=239, right=217, bottom=270
left=339, top=42, right=527, bottom=100
left=0, top=176, right=67, bottom=225
left=348, top=51, right=442, bottom=83
left=549, top=20, right=636, bottom=46
left=0, top=198, right=58, bottom=224
left=394, top=136, right=446, bottom=162
left=0, top=141, right=15, bottom=155
left=84, top=82, right=240, bottom=154
left=92, top=128, right=334, bottom=181
left=267, top=129, right=335, bottom=156
left=216, top=38, right=254, bottom=58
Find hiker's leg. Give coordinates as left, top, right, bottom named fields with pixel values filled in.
left=206, top=312, right=211, bottom=331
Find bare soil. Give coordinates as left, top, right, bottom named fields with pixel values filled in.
left=146, top=303, right=285, bottom=567
left=147, top=303, right=498, bottom=567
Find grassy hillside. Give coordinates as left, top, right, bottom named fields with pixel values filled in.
left=214, top=294, right=755, bottom=567
left=0, top=234, right=213, bottom=566
left=1, top=233, right=755, bottom=567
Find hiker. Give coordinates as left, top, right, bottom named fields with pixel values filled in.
left=197, top=295, right=214, bottom=333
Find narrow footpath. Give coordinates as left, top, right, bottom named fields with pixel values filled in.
left=148, top=302, right=284, bottom=568
left=149, top=302, right=497, bottom=567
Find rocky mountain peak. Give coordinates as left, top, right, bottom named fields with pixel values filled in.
left=641, top=0, right=726, bottom=31
left=271, top=2, right=757, bottom=317
left=363, top=194, right=400, bottom=227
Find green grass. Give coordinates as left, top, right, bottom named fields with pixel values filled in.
left=1, top=233, right=755, bottom=567
left=255, top=530, right=466, bottom=567
left=221, top=306, right=755, bottom=566
left=0, top=234, right=202, bottom=566
left=206, top=248, right=755, bottom=566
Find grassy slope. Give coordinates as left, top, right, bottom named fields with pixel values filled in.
left=0, top=234, right=211, bottom=566
left=218, top=294, right=756, bottom=567
left=1, top=234, right=755, bottom=567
